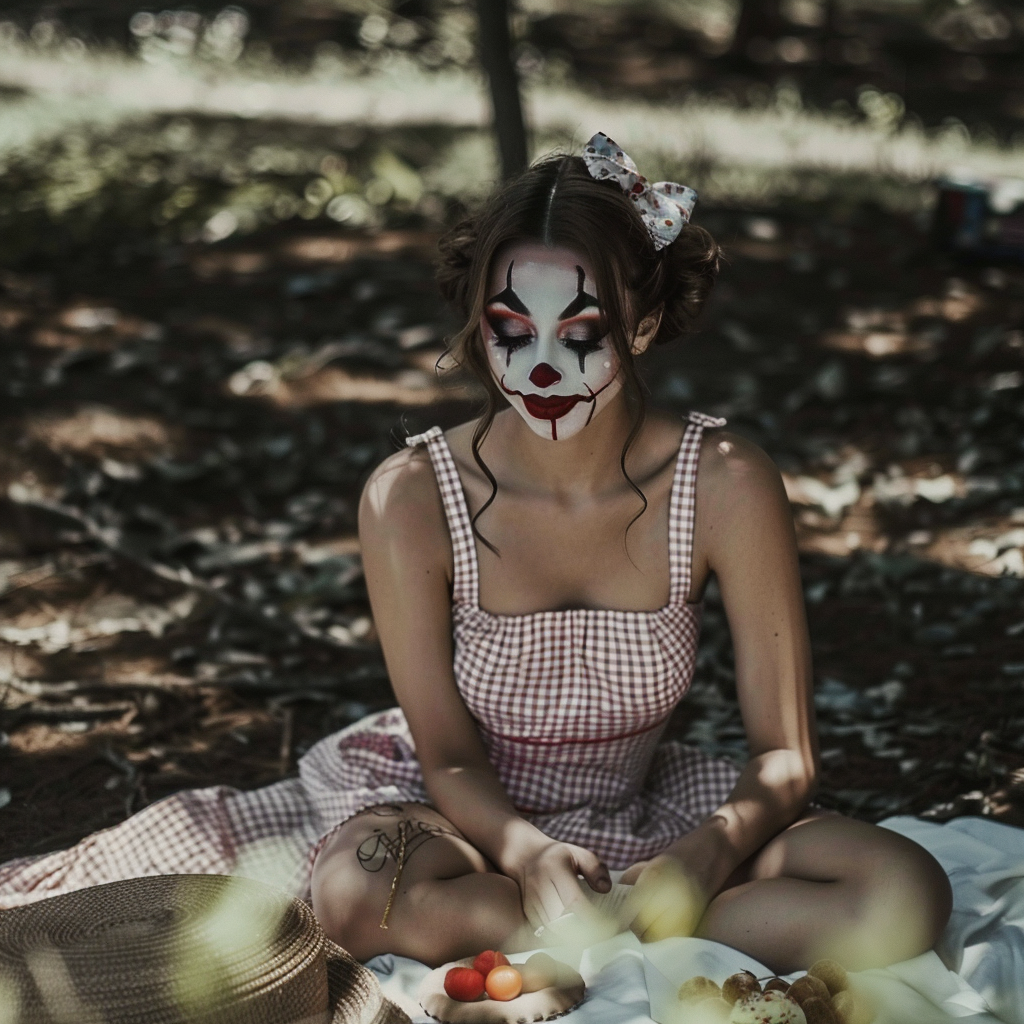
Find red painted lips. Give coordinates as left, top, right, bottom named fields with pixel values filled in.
left=521, top=393, right=584, bottom=420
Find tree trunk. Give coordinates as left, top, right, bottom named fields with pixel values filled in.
left=476, top=0, right=528, bottom=179
left=731, top=0, right=787, bottom=57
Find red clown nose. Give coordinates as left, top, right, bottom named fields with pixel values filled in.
left=529, top=363, right=562, bottom=388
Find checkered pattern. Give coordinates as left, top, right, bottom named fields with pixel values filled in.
left=401, top=413, right=739, bottom=867
left=0, top=412, right=741, bottom=908
left=0, top=781, right=324, bottom=907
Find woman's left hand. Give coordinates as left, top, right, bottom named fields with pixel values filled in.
left=619, top=853, right=711, bottom=943
left=618, top=860, right=648, bottom=885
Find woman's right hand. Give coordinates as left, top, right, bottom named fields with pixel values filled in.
left=506, top=838, right=612, bottom=932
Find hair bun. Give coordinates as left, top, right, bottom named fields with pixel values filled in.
left=652, top=223, right=720, bottom=345
left=436, top=217, right=479, bottom=315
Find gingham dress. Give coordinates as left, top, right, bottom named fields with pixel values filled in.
left=0, top=412, right=740, bottom=908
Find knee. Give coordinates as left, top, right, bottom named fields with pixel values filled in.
left=899, top=841, right=953, bottom=943
left=310, top=848, right=382, bottom=961
left=850, top=836, right=952, bottom=966
left=875, top=835, right=951, bottom=936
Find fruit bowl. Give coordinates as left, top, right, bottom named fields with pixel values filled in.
left=417, top=954, right=586, bottom=1024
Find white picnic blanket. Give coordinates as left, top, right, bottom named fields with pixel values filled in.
left=365, top=816, right=1024, bottom=1024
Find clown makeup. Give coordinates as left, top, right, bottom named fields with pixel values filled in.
left=481, top=244, right=621, bottom=441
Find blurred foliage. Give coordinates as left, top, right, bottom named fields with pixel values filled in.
left=0, top=109, right=951, bottom=274
left=1, top=0, right=1022, bottom=131
left=0, top=118, right=483, bottom=268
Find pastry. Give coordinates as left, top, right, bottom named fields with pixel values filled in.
left=831, top=988, right=872, bottom=1024
left=801, top=996, right=839, bottom=1024
left=729, top=991, right=806, bottom=1024
left=787, top=976, right=830, bottom=1007
left=722, top=971, right=761, bottom=1006
left=807, top=960, right=848, bottom=997
left=678, top=976, right=723, bottom=1002
left=682, top=995, right=732, bottom=1023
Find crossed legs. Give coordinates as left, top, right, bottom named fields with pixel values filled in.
left=310, top=803, right=952, bottom=972
left=310, top=803, right=535, bottom=966
left=698, top=813, right=953, bottom=973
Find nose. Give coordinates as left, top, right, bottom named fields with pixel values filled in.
left=529, top=362, right=562, bottom=389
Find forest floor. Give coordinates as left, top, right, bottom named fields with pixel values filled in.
left=2, top=172, right=1023, bottom=863
left=1, top=1, right=1024, bottom=865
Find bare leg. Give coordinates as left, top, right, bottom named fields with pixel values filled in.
left=310, top=803, right=535, bottom=966
left=697, top=814, right=953, bottom=973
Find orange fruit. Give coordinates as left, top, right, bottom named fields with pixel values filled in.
left=485, top=965, right=523, bottom=1001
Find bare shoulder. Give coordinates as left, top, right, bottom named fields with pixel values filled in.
left=358, top=443, right=450, bottom=564
left=695, top=428, right=789, bottom=516
left=692, top=428, right=798, bottom=584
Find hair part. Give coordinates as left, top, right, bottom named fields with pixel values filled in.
left=434, top=153, right=720, bottom=554
left=541, top=158, right=570, bottom=246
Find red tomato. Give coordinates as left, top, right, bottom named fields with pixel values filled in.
left=472, top=950, right=510, bottom=976
left=444, top=967, right=485, bottom=1001
left=485, top=965, right=523, bottom=1002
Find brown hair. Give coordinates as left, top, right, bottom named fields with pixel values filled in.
left=435, top=153, right=719, bottom=552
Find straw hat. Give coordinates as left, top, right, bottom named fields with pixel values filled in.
left=0, top=874, right=410, bottom=1024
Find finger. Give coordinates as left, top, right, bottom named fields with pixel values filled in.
left=629, top=890, right=672, bottom=943
left=627, top=898, right=655, bottom=941
left=630, top=887, right=698, bottom=943
left=619, top=861, right=647, bottom=886
left=522, top=884, right=546, bottom=932
left=635, top=907, right=670, bottom=944
left=538, top=878, right=569, bottom=925
left=625, top=872, right=671, bottom=938
left=524, top=896, right=546, bottom=934
left=552, top=870, right=587, bottom=917
left=573, top=846, right=612, bottom=893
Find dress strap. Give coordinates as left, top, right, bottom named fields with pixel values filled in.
left=668, top=411, right=726, bottom=605
left=405, top=426, right=480, bottom=607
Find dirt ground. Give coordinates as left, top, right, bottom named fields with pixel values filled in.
left=1, top=1, right=1023, bottom=864
left=2, top=191, right=1023, bottom=863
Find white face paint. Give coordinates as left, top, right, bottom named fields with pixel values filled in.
left=481, top=243, right=621, bottom=441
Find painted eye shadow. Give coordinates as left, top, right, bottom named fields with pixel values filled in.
left=484, top=260, right=607, bottom=371
left=485, top=309, right=533, bottom=365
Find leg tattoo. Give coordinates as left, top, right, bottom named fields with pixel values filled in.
left=355, top=806, right=458, bottom=929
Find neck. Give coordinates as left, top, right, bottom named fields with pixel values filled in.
left=486, top=392, right=638, bottom=497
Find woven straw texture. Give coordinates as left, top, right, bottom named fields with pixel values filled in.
left=0, top=874, right=409, bottom=1024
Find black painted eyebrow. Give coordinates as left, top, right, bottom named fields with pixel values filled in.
left=558, top=266, right=600, bottom=320
left=485, top=261, right=530, bottom=315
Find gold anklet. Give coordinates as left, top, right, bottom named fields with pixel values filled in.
left=379, top=821, right=409, bottom=930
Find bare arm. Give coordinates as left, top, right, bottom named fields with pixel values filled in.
left=359, top=445, right=610, bottom=925
left=625, top=431, right=819, bottom=935
left=676, top=431, right=819, bottom=888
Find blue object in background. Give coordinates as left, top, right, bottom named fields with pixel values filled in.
left=934, top=178, right=1024, bottom=262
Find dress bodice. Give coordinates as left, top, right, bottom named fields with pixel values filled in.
left=405, top=412, right=724, bottom=816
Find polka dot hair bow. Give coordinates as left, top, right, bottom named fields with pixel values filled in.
left=582, top=132, right=697, bottom=250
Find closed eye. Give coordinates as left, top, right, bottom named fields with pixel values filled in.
left=495, top=334, right=532, bottom=353
left=561, top=336, right=602, bottom=356
left=558, top=315, right=605, bottom=367
left=485, top=308, right=535, bottom=364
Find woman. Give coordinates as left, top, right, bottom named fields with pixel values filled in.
left=308, top=135, right=952, bottom=972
